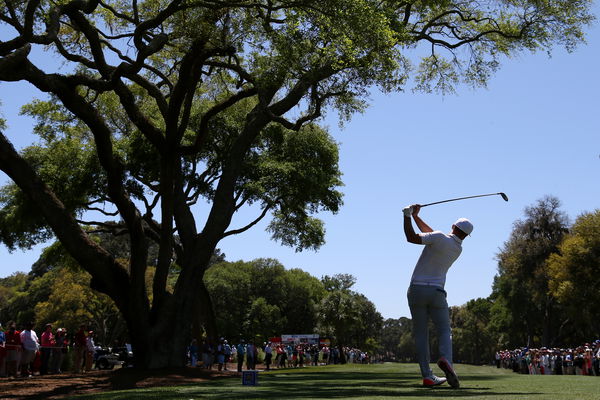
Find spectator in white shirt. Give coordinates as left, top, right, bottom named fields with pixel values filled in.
left=20, top=322, right=39, bottom=377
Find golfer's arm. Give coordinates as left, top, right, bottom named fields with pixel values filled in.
left=413, top=215, right=433, bottom=233
left=404, top=216, right=422, bottom=244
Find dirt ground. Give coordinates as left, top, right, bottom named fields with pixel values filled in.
left=0, top=365, right=239, bottom=400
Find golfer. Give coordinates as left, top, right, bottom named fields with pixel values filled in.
left=402, top=204, right=472, bottom=388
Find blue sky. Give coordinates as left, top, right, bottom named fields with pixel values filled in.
left=1, top=7, right=599, bottom=320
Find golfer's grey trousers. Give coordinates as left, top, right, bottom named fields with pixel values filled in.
left=407, top=284, right=453, bottom=378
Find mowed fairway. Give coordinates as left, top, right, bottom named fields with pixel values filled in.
left=74, top=363, right=600, bottom=400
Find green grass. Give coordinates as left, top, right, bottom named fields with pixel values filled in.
left=74, top=363, right=600, bottom=399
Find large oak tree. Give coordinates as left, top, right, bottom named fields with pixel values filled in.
left=490, top=196, right=570, bottom=348
left=548, top=210, right=600, bottom=343
left=0, top=0, right=594, bottom=368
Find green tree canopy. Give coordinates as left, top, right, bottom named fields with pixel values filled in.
left=379, top=317, right=415, bottom=362
left=0, top=0, right=594, bottom=368
left=547, top=209, right=600, bottom=343
left=0, top=242, right=127, bottom=345
left=33, top=266, right=127, bottom=346
left=451, top=298, right=495, bottom=364
left=490, top=196, right=570, bottom=348
left=317, top=273, right=383, bottom=353
left=0, top=272, right=29, bottom=325
left=204, top=258, right=325, bottom=341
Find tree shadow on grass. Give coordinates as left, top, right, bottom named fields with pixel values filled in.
left=10, top=367, right=231, bottom=400
left=458, top=374, right=513, bottom=381
left=73, top=368, right=541, bottom=399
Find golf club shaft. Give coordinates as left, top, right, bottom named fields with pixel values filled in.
left=421, top=192, right=507, bottom=207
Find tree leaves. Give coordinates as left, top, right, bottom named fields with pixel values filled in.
left=0, top=0, right=595, bottom=368
left=317, top=273, right=383, bottom=348
left=491, top=196, right=570, bottom=347
left=547, top=210, right=600, bottom=341
left=204, top=258, right=325, bottom=341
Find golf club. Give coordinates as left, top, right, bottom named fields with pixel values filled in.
left=420, top=192, right=509, bottom=208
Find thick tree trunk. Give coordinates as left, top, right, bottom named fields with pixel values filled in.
left=193, top=279, right=218, bottom=343
left=124, top=284, right=196, bottom=368
left=542, top=298, right=554, bottom=348
left=125, top=241, right=219, bottom=369
left=338, top=345, right=346, bottom=364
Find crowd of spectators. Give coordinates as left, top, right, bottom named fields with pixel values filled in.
left=2, top=317, right=381, bottom=380
left=11, top=318, right=599, bottom=383
left=495, top=340, right=600, bottom=376
left=0, top=321, right=99, bottom=378
left=1, top=319, right=377, bottom=380
left=187, top=339, right=376, bottom=371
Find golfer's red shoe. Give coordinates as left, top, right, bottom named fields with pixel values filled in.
left=422, top=375, right=446, bottom=387
left=437, top=357, right=460, bottom=388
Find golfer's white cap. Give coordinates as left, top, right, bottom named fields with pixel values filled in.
left=454, top=218, right=473, bottom=235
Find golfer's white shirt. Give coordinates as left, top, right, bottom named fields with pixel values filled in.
left=410, top=231, right=462, bottom=288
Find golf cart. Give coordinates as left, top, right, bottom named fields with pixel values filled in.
left=94, top=347, right=124, bottom=370
left=94, top=344, right=134, bottom=369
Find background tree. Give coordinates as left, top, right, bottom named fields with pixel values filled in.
left=0, top=241, right=129, bottom=345
left=204, top=258, right=325, bottom=341
left=396, top=319, right=417, bottom=362
left=490, top=196, right=569, bottom=348
left=547, top=210, right=600, bottom=343
left=33, top=266, right=127, bottom=347
left=0, top=0, right=594, bottom=368
left=379, top=317, right=415, bottom=362
left=317, top=274, right=383, bottom=357
left=0, top=272, right=29, bottom=326
left=451, top=298, right=495, bottom=364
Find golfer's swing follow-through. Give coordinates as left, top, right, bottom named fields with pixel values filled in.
left=402, top=192, right=507, bottom=388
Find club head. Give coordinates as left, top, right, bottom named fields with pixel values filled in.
left=499, top=192, right=509, bottom=202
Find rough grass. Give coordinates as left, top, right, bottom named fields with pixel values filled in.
left=73, top=362, right=600, bottom=399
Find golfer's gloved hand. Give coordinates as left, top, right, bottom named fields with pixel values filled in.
left=402, top=205, right=413, bottom=217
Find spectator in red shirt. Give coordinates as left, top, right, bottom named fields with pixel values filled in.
left=73, top=325, right=87, bottom=373
left=40, top=323, right=55, bottom=375
left=5, top=322, right=22, bottom=378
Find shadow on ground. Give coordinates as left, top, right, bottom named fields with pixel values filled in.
left=71, top=368, right=540, bottom=399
